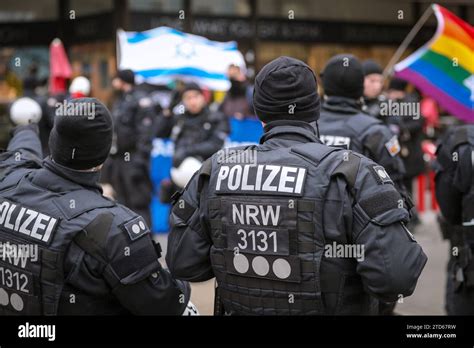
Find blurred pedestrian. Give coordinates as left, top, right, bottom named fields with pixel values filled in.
left=219, top=64, right=254, bottom=119
left=156, top=82, right=229, bottom=202
left=100, top=69, right=155, bottom=224
left=385, top=78, right=425, bottom=206
left=22, top=64, right=53, bottom=157
left=69, top=76, right=91, bottom=99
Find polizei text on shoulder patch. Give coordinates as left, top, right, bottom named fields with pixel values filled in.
left=0, top=198, right=59, bottom=245
left=215, top=164, right=307, bottom=196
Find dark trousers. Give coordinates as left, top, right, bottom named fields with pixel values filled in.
left=446, top=257, right=474, bottom=315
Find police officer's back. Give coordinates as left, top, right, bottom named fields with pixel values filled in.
left=0, top=98, right=189, bottom=315
left=318, top=55, right=407, bottom=192
left=166, top=57, right=427, bottom=315
left=435, top=125, right=474, bottom=315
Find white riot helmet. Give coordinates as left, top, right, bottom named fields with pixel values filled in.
left=10, top=97, right=42, bottom=125
left=69, top=76, right=91, bottom=96
left=170, top=157, right=202, bottom=188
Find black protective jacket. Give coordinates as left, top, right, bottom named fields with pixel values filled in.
left=155, top=107, right=229, bottom=167
left=0, top=124, right=189, bottom=315
left=318, top=96, right=407, bottom=193
left=167, top=121, right=427, bottom=315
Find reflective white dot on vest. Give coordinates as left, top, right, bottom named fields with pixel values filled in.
left=132, top=224, right=140, bottom=234
left=151, top=272, right=158, bottom=278
left=139, top=221, right=146, bottom=230
left=0, top=288, right=8, bottom=306
left=252, top=256, right=269, bottom=276
left=233, top=254, right=249, bottom=274
left=377, top=169, right=387, bottom=178
left=273, top=258, right=292, bottom=279
left=10, top=293, right=24, bottom=311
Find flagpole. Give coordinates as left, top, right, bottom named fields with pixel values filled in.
left=383, top=5, right=434, bottom=79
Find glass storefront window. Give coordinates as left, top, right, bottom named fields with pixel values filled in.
left=69, top=0, right=114, bottom=17
left=129, top=0, right=184, bottom=13
left=191, top=0, right=251, bottom=17
left=258, top=0, right=414, bottom=23
left=0, top=0, right=57, bottom=22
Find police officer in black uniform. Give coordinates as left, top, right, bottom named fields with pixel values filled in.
left=101, top=69, right=155, bottom=225
left=318, top=54, right=408, bottom=196
left=166, top=56, right=427, bottom=315
left=156, top=82, right=229, bottom=201
left=435, top=125, right=474, bottom=315
left=156, top=82, right=229, bottom=168
left=0, top=97, right=190, bottom=315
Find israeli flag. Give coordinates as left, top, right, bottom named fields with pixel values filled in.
left=117, top=27, right=246, bottom=91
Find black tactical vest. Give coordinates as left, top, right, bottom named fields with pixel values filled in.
left=0, top=168, right=115, bottom=315
left=202, top=137, right=376, bottom=315
left=319, top=108, right=384, bottom=155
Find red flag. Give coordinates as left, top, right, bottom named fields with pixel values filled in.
left=49, top=38, right=72, bottom=95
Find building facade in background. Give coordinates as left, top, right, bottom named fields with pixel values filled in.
left=0, top=0, right=473, bottom=104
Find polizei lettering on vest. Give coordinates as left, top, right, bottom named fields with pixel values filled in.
left=215, top=165, right=306, bottom=195
left=0, top=199, right=58, bottom=244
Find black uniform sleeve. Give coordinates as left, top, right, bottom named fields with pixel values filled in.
left=6, top=124, right=43, bottom=159
left=106, top=228, right=191, bottom=315
left=362, top=124, right=407, bottom=193
left=434, top=136, right=470, bottom=225
left=166, top=163, right=215, bottom=282
left=1, top=124, right=43, bottom=172
left=346, top=155, right=427, bottom=302
left=73, top=210, right=191, bottom=315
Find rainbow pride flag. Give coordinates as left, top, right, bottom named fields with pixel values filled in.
left=394, top=4, right=473, bottom=123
